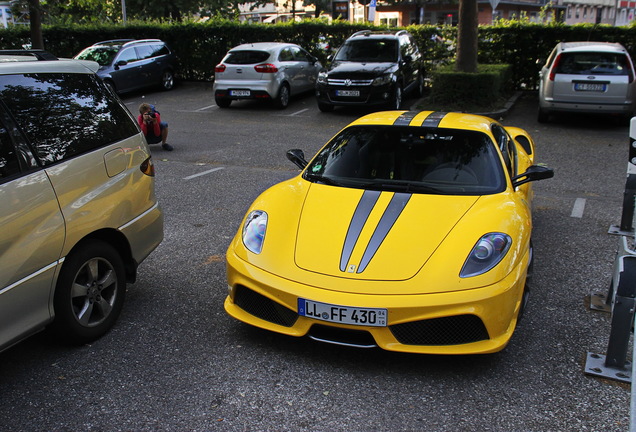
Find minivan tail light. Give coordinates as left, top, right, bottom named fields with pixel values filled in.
left=140, top=157, right=155, bottom=177
left=549, top=54, right=562, bottom=81
left=215, top=64, right=226, bottom=73
left=254, top=63, right=278, bottom=73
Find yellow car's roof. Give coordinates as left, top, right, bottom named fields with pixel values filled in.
left=347, top=110, right=495, bottom=134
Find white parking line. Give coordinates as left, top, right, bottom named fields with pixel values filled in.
left=196, top=105, right=217, bottom=112
left=286, top=108, right=309, bottom=116
left=571, top=198, right=586, bottom=218
left=183, top=167, right=224, bottom=180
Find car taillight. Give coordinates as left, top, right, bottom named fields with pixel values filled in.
left=254, top=63, right=278, bottom=73
left=627, top=59, right=635, bottom=83
left=549, top=54, right=561, bottom=81
left=140, top=157, right=155, bottom=177
left=215, top=64, right=226, bottom=73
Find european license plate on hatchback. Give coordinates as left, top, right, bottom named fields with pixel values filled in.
left=574, top=82, right=606, bottom=92
left=230, top=90, right=251, bottom=97
left=336, top=90, right=360, bottom=97
left=298, top=298, right=387, bottom=326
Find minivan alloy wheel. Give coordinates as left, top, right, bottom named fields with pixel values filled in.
left=53, top=240, right=126, bottom=343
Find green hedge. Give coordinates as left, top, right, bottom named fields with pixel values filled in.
left=1, top=20, right=636, bottom=88
left=429, top=63, right=512, bottom=107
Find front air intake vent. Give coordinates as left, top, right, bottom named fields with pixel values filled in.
left=234, top=285, right=298, bottom=327
left=390, top=315, right=489, bottom=345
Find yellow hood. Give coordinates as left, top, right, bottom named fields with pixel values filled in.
left=294, top=184, right=480, bottom=281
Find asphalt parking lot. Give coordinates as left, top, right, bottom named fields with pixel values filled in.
left=0, top=83, right=633, bottom=431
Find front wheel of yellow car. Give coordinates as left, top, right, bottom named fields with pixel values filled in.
left=518, top=242, right=534, bottom=322
left=52, top=240, right=126, bottom=344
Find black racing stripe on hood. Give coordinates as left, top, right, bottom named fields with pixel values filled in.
left=357, top=192, right=411, bottom=273
left=393, top=111, right=420, bottom=126
left=340, top=190, right=381, bottom=272
left=421, top=111, right=448, bottom=128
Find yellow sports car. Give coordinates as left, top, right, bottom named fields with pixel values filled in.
left=225, top=110, right=553, bottom=355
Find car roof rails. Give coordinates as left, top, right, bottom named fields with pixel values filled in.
left=0, top=49, right=58, bottom=61
left=122, top=39, right=162, bottom=47
left=351, top=30, right=373, bottom=37
left=350, top=30, right=404, bottom=38
left=93, top=39, right=134, bottom=46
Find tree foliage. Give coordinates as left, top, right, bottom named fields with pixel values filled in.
left=11, top=0, right=251, bottom=24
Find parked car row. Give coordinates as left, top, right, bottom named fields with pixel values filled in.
left=212, top=30, right=425, bottom=111
left=67, top=34, right=636, bottom=124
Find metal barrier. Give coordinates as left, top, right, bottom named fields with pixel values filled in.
left=585, top=118, right=636, bottom=429
left=585, top=235, right=635, bottom=383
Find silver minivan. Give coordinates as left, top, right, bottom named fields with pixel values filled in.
left=538, top=41, right=636, bottom=123
left=0, top=50, right=163, bottom=352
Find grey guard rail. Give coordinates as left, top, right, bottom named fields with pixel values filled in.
left=585, top=117, right=636, bottom=431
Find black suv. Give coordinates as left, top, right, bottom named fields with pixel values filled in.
left=315, top=30, right=424, bottom=111
left=74, top=39, right=177, bottom=94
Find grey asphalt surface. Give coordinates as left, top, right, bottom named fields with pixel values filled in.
left=0, top=83, right=632, bottom=431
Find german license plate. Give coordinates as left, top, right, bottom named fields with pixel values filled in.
left=574, top=83, right=606, bottom=92
left=230, top=90, right=251, bottom=97
left=336, top=90, right=360, bottom=97
left=298, top=298, right=387, bottom=327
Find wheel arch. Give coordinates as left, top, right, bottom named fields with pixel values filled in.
left=61, top=229, right=137, bottom=284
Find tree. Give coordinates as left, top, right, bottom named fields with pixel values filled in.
left=303, top=0, right=331, bottom=18
left=28, top=0, right=44, bottom=49
left=11, top=0, right=249, bottom=24
left=455, top=0, right=478, bottom=72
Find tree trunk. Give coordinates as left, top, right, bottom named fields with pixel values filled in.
left=28, top=0, right=43, bottom=49
left=455, top=0, right=478, bottom=73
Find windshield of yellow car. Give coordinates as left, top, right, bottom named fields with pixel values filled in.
left=304, top=125, right=506, bottom=195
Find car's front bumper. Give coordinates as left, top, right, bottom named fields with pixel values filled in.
left=225, top=248, right=528, bottom=355
left=315, top=83, right=394, bottom=107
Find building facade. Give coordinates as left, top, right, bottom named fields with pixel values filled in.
left=238, top=0, right=634, bottom=26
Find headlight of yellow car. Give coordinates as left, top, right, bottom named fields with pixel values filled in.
left=242, top=210, right=268, bottom=254
left=460, top=233, right=512, bottom=278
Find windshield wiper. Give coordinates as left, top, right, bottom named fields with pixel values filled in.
left=304, top=173, right=344, bottom=187
left=377, top=181, right=444, bottom=194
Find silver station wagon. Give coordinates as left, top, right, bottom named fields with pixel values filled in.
left=538, top=41, right=636, bottom=122
left=213, top=42, right=322, bottom=109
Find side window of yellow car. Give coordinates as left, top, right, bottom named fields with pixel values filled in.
left=491, top=124, right=517, bottom=178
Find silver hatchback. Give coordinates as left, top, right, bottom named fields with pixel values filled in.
left=213, top=42, right=322, bottom=109
left=538, top=41, right=636, bottom=122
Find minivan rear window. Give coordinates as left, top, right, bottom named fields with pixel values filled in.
left=225, top=51, right=270, bottom=65
left=0, top=72, right=139, bottom=165
left=555, top=52, right=631, bottom=76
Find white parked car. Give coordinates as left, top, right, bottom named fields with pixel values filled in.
left=538, top=41, right=636, bottom=123
left=213, top=42, right=322, bottom=109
